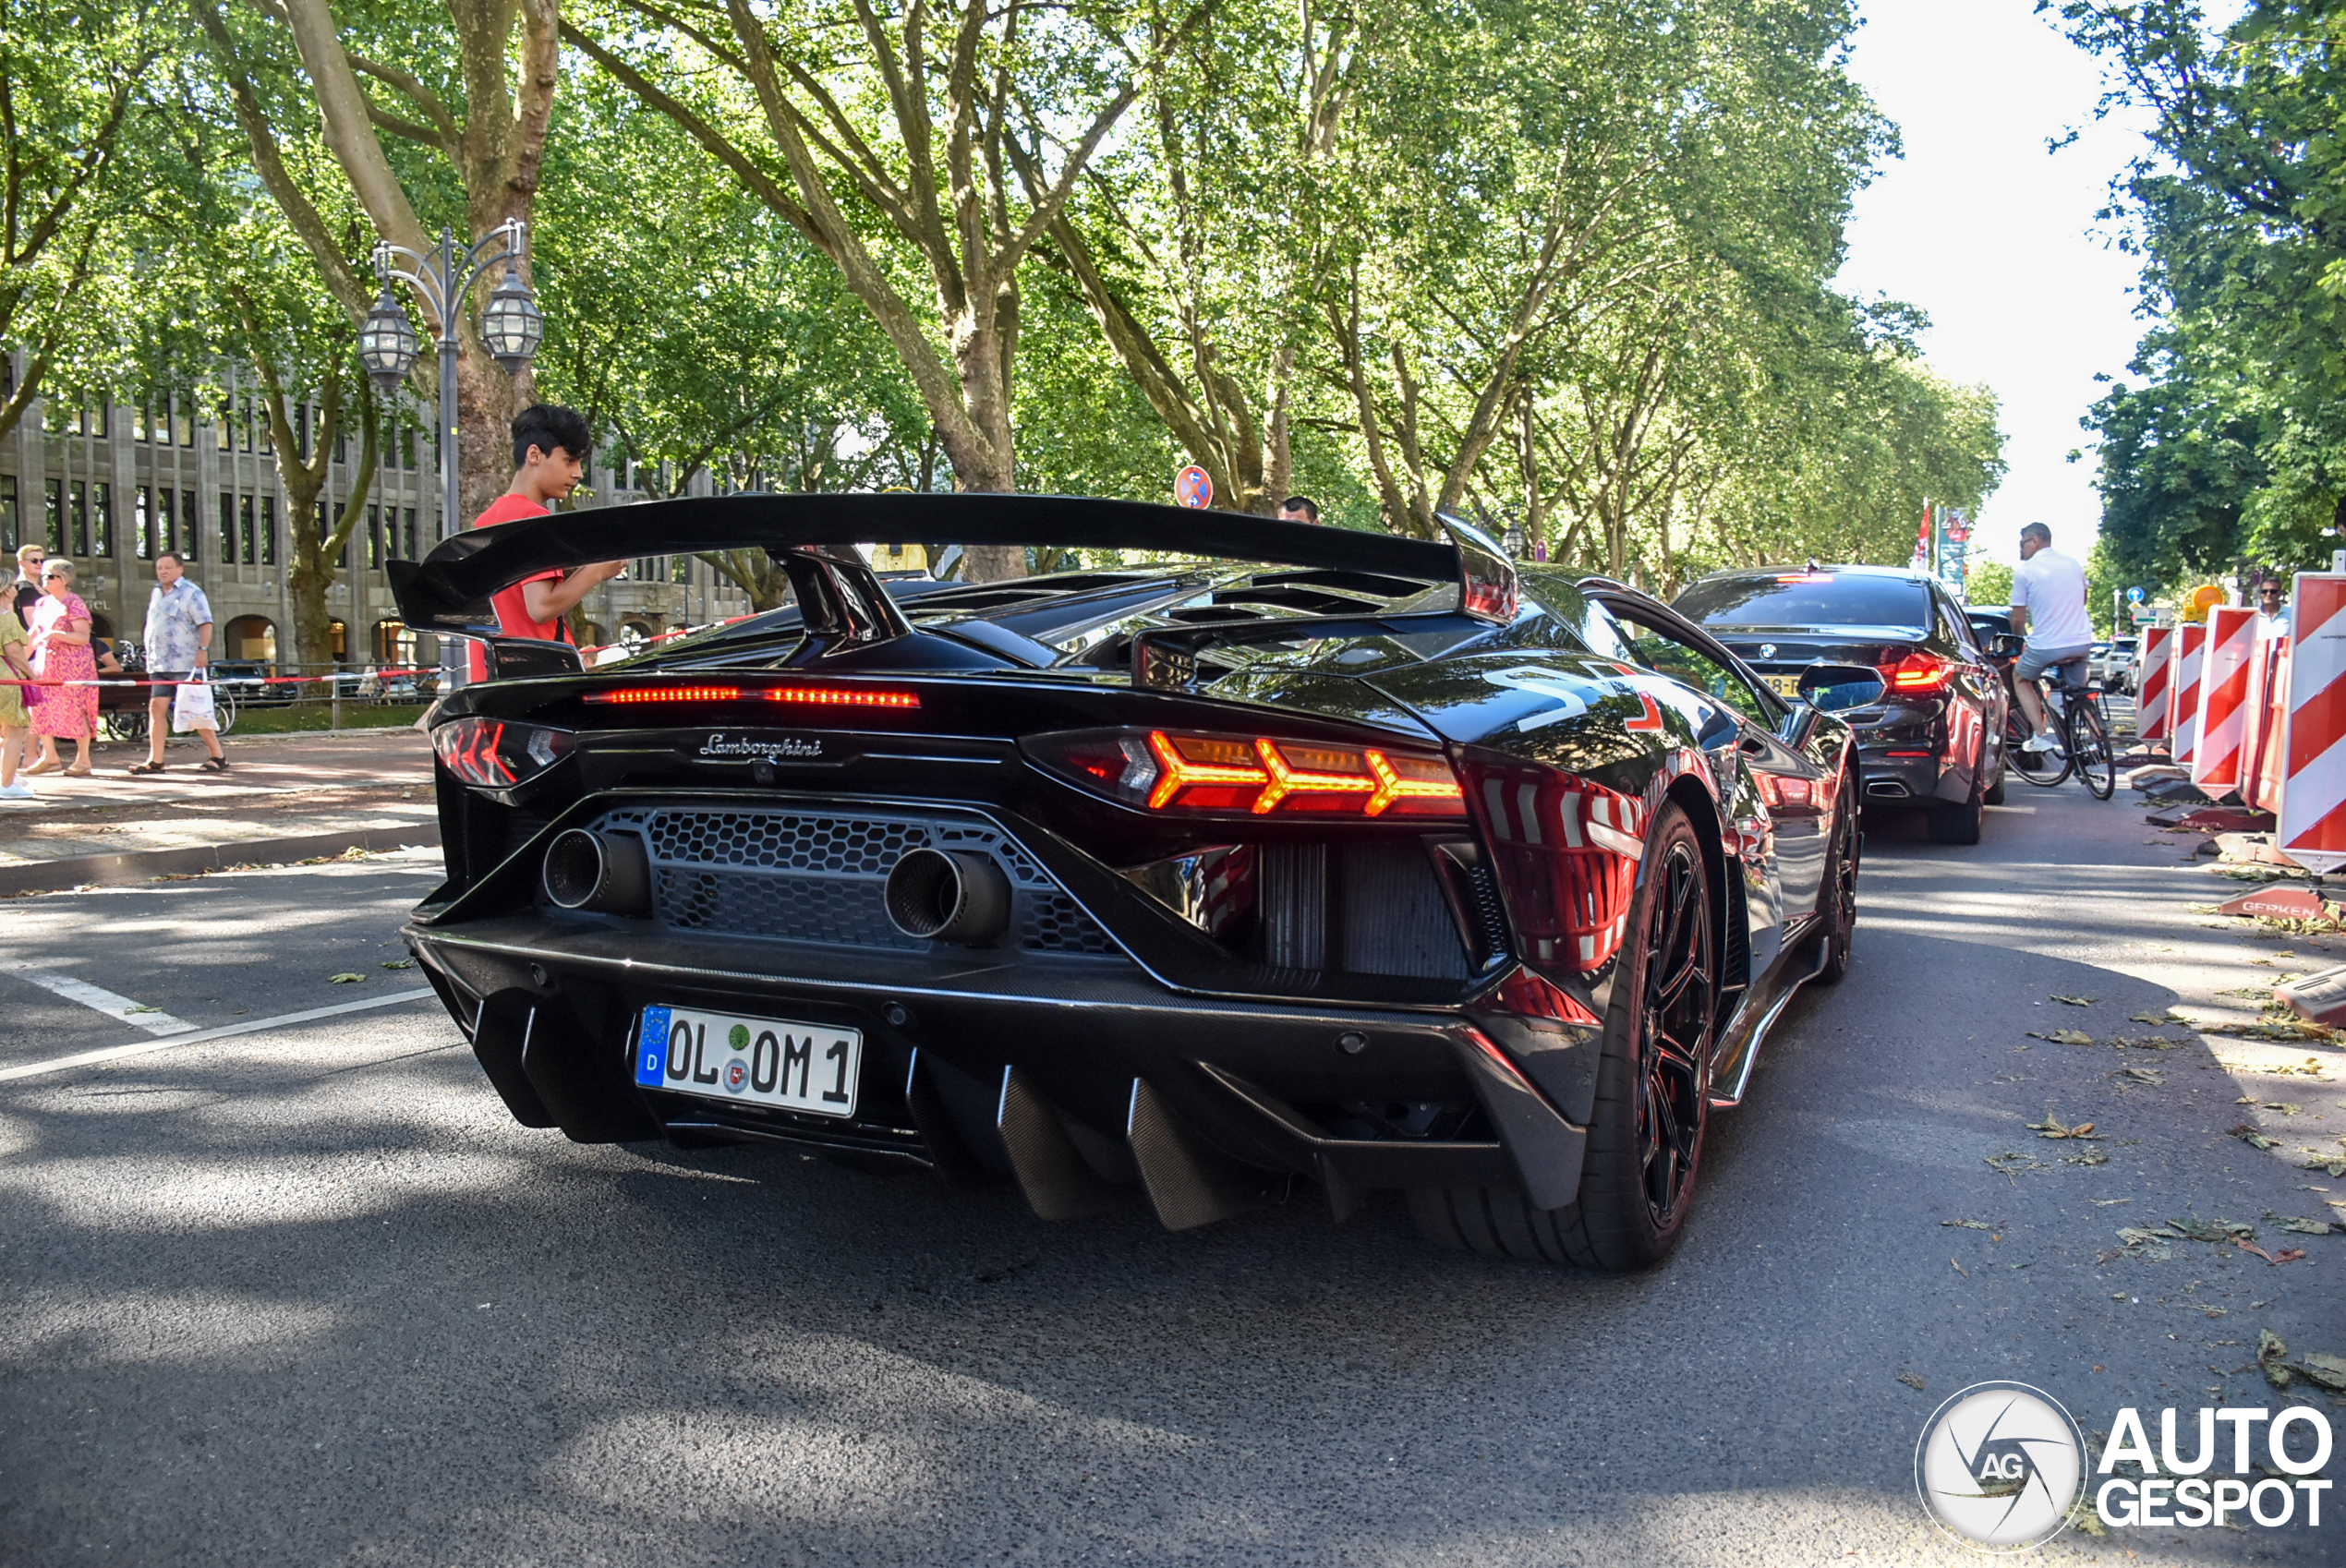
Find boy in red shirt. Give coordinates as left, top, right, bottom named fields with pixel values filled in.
left=466, top=404, right=625, bottom=678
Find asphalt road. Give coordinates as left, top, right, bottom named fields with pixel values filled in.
left=2, top=787, right=2340, bottom=1565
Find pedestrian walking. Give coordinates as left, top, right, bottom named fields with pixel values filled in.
left=130, top=551, right=225, bottom=774
left=23, top=559, right=97, bottom=777
left=0, top=585, right=33, bottom=800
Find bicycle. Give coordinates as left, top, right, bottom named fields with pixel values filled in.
left=2001, top=664, right=2116, bottom=800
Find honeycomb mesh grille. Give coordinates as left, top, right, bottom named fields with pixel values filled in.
left=601, top=806, right=1120, bottom=959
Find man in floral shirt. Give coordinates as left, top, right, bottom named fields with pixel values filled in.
left=133, top=551, right=225, bottom=774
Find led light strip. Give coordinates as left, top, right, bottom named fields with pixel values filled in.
left=1144, top=730, right=1464, bottom=816
left=582, top=684, right=919, bottom=708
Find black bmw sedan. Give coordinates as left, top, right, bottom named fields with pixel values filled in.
left=1674, top=566, right=2008, bottom=844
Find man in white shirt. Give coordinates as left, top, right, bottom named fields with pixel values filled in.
left=2010, top=522, right=2094, bottom=754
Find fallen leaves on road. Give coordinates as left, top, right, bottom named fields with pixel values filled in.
left=2277, top=1216, right=2335, bottom=1235
left=327, top=972, right=364, bottom=984
left=2117, top=1067, right=2166, bottom=1085
left=2028, top=1029, right=2095, bottom=1045
left=1941, top=1219, right=1993, bottom=1230
left=2051, top=995, right=2096, bottom=1007
left=2027, top=1111, right=2101, bottom=1140
left=2231, top=1125, right=2283, bottom=1150
left=2065, top=1150, right=2111, bottom=1165
left=2133, top=1009, right=2191, bottom=1026
left=1986, top=1151, right=2050, bottom=1181
left=2299, top=1353, right=2346, bottom=1392
left=381, top=959, right=413, bottom=970
left=1897, top=1371, right=1926, bottom=1391
left=2260, top=1329, right=2292, bottom=1389
left=2303, top=1156, right=2346, bottom=1177
left=2170, top=1215, right=2257, bottom=1244
left=2202, top=1019, right=2341, bottom=1042
left=1951, top=1259, right=1968, bottom=1277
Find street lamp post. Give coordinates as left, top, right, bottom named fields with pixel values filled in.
left=355, top=220, right=544, bottom=545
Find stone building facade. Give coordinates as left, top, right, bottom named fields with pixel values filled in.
left=0, top=354, right=753, bottom=678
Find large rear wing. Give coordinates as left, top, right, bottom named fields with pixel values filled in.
left=385, top=492, right=1516, bottom=647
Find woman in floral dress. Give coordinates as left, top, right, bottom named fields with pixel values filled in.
left=26, top=559, right=97, bottom=776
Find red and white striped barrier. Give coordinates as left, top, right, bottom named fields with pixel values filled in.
left=2171, top=622, right=2208, bottom=769
left=2191, top=605, right=2261, bottom=790
left=2137, top=625, right=2174, bottom=743
left=2242, top=624, right=2292, bottom=814
left=2279, top=573, right=2346, bottom=874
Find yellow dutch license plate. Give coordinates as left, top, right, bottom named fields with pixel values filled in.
left=1762, top=673, right=1802, bottom=700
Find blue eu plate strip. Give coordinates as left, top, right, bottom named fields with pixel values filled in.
left=635, top=1006, right=672, bottom=1086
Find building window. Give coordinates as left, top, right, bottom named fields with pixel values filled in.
left=399, top=426, right=416, bottom=471
left=239, top=494, right=256, bottom=564
left=219, top=492, right=235, bottom=563
left=91, top=402, right=108, bottom=439
left=134, top=486, right=153, bottom=559
left=154, top=488, right=174, bottom=559
left=671, top=555, right=691, bottom=585
left=68, top=480, right=88, bottom=555
left=366, top=504, right=380, bottom=569
left=217, top=401, right=233, bottom=452
left=403, top=508, right=417, bottom=558
left=0, top=475, right=15, bottom=553
left=294, top=403, right=308, bottom=460
left=178, top=490, right=196, bottom=557
left=132, top=403, right=151, bottom=442
left=260, top=495, right=275, bottom=565
left=44, top=479, right=62, bottom=553
left=175, top=395, right=194, bottom=448
left=91, top=482, right=110, bottom=555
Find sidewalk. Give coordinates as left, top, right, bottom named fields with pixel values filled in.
left=0, top=728, right=439, bottom=894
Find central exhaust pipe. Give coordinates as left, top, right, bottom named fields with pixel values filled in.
left=885, top=848, right=1012, bottom=946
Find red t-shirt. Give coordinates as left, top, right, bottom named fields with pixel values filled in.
left=466, top=493, right=568, bottom=681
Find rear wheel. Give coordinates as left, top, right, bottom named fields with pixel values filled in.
left=1409, top=801, right=1715, bottom=1270
left=2068, top=696, right=2116, bottom=800
left=1928, top=794, right=1982, bottom=845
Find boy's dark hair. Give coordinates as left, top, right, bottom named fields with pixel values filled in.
left=511, top=404, right=592, bottom=469
left=1278, top=495, right=1320, bottom=522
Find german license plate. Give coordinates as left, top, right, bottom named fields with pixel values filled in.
left=1762, top=672, right=1802, bottom=699
left=634, top=1005, right=861, bottom=1117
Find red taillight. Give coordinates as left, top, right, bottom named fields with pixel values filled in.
left=431, top=716, right=572, bottom=790
left=581, top=683, right=919, bottom=708
left=1460, top=758, right=1645, bottom=974
left=1878, top=652, right=1952, bottom=695
left=1027, top=730, right=1466, bottom=819
left=1775, top=573, right=1833, bottom=583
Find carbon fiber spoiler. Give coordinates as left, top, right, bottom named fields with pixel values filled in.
left=385, top=490, right=1513, bottom=644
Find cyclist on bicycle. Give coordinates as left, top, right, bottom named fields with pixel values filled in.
left=2010, top=521, right=2094, bottom=755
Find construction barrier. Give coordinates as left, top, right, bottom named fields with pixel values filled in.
left=2278, top=573, right=2346, bottom=874
left=2171, top=621, right=2208, bottom=770
left=2191, top=605, right=2261, bottom=791
left=2242, top=622, right=2292, bottom=814
left=2137, top=624, right=2174, bottom=742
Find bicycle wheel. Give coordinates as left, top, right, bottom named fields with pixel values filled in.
left=2068, top=694, right=2116, bottom=800
left=212, top=683, right=239, bottom=735
left=2005, top=708, right=2068, bottom=787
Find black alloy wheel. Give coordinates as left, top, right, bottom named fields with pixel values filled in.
left=1406, top=801, right=1717, bottom=1270
left=1631, top=831, right=1714, bottom=1227
left=2067, top=696, right=2117, bottom=800
left=1810, top=770, right=1859, bottom=984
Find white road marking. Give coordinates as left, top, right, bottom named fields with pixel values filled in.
left=8, top=966, right=197, bottom=1036
left=0, top=989, right=438, bottom=1083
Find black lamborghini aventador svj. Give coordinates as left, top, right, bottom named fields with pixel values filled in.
left=388, top=496, right=1880, bottom=1270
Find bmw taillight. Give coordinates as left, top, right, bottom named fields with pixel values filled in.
left=1025, top=729, right=1467, bottom=819
left=1878, top=651, right=1953, bottom=696
left=433, top=717, right=574, bottom=790
left=1460, top=757, right=1647, bottom=974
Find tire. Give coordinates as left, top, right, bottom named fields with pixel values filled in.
left=212, top=685, right=239, bottom=735
left=1808, top=771, right=1859, bottom=984
left=2069, top=698, right=2116, bottom=800
left=1409, top=800, right=1716, bottom=1270
left=102, top=706, right=147, bottom=743
left=2005, top=709, right=2067, bottom=788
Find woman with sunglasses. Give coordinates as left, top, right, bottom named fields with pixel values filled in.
left=25, top=559, right=98, bottom=776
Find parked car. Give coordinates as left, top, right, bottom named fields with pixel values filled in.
left=2097, top=636, right=2137, bottom=694
left=1675, top=565, right=2010, bottom=845
left=207, top=659, right=286, bottom=707
left=387, top=495, right=1877, bottom=1272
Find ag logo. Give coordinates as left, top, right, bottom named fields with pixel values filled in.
left=1916, top=1381, right=2086, bottom=1550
